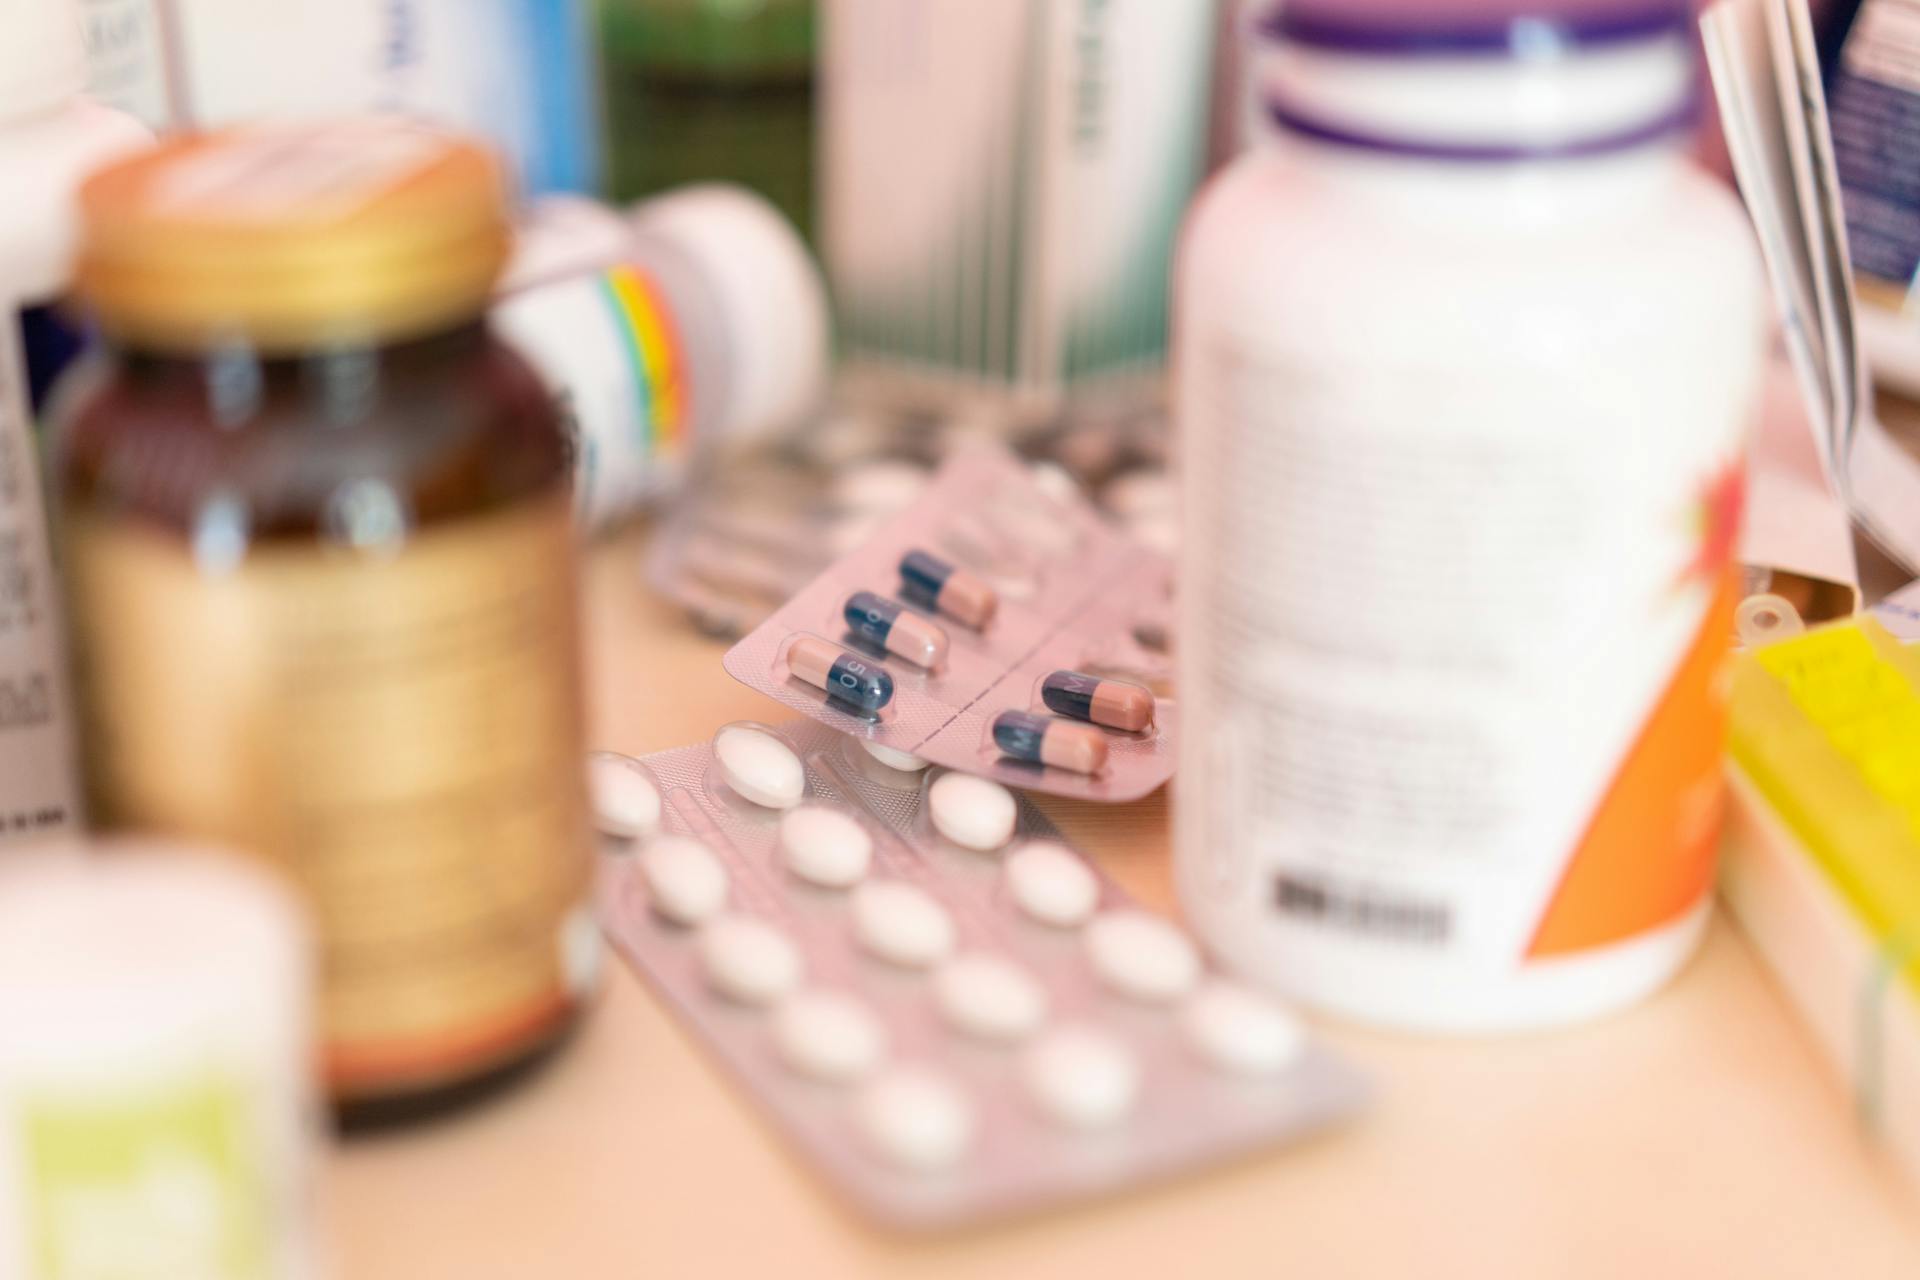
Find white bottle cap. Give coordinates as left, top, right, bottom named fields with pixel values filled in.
left=500, top=194, right=636, bottom=294
left=633, top=184, right=829, bottom=444
left=0, top=843, right=311, bottom=1074
left=0, top=0, right=87, bottom=121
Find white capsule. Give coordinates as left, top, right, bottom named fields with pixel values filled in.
left=851, top=880, right=956, bottom=968
left=1003, top=841, right=1100, bottom=928
left=933, top=953, right=1048, bottom=1042
left=1084, top=910, right=1201, bottom=1003
left=1182, top=981, right=1306, bottom=1077
left=859, top=737, right=930, bottom=773
left=1022, top=1025, right=1139, bottom=1130
left=714, top=725, right=807, bottom=810
left=698, top=914, right=802, bottom=1006
left=856, top=1066, right=975, bottom=1172
left=772, top=989, right=888, bottom=1084
left=589, top=752, right=662, bottom=839
left=639, top=834, right=728, bottom=926
left=927, top=772, right=1018, bottom=852
left=778, top=805, right=874, bottom=889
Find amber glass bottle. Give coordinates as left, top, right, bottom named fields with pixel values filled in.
left=53, top=122, right=596, bottom=1126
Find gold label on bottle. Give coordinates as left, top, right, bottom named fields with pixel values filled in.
left=65, top=493, right=591, bottom=1096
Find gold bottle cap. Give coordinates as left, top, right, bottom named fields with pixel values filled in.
left=76, top=119, right=512, bottom=353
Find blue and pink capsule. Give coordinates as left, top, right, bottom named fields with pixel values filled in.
left=992, top=710, right=1108, bottom=775
left=843, top=591, right=949, bottom=668
left=787, top=636, right=893, bottom=713
left=1040, top=669, right=1155, bottom=732
left=899, top=550, right=997, bottom=629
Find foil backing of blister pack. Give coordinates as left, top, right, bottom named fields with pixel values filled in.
left=595, top=718, right=1368, bottom=1231
left=721, top=444, right=1177, bottom=802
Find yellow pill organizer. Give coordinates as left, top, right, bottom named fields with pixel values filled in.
left=1723, top=615, right=1920, bottom=1188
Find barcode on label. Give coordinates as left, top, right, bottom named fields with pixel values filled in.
left=1275, top=873, right=1451, bottom=944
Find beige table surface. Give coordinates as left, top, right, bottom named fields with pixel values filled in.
left=328, top=530, right=1920, bottom=1278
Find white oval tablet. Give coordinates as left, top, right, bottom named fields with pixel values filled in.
left=1022, top=1025, right=1139, bottom=1130
left=698, top=914, right=802, bottom=1006
left=927, top=772, right=1017, bottom=852
left=859, top=737, right=930, bottom=773
left=1084, top=910, right=1200, bottom=1003
left=589, top=752, right=662, bottom=839
left=1182, top=981, right=1306, bottom=1077
left=851, top=880, right=955, bottom=968
left=714, top=726, right=806, bottom=809
left=934, top=953, right=1048, bottom=1042
left=778, top=805, right=873, bottom=889
left=1003, top=841, right=1099, bottom=928
left=855, top=1066, right=975, bottom=1172
left=772, top=989, right=888, bottom=1084
left=640, top=834, right=728, bottom=926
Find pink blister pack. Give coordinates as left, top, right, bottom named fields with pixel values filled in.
left=721, top=444, right=1176, bottom=802
left=590, top=719, right=1368, bottom=1230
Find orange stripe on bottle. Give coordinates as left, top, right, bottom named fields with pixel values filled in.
left=1526, top=566, right=1742, bottom=958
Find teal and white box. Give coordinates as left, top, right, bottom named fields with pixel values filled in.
left=819, top=0, right=1218, bottom=412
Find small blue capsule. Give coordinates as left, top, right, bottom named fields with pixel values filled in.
left=899, top=548, right=997, bottom=628
left=790, top=635, right=894, bottom=713
left=992, top=710, right=1052, bottom=763
left=899, top=549, right=952, bottom=599
left=827, top=653, right=893, bottom=712
left=844, top=590, right=903, bottom=648
left=990, top=709, right=1109, bottom=774
left=1040, top=670, right=1099, bottom=720
left=1039, top=668, right=1155, bottom=731
left=844, top=590, right=949, bottom=667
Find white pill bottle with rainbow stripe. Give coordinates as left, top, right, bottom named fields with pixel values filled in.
left=494, top=185, right=829, bottom=532
left=1173, top=0, right=1767, bottom=1031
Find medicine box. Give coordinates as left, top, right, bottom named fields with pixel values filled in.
left=1721, top=617, right=1920, bottom=1191
left=80, top=0, right=601, bottom=196
left=818, top=0, right=1218, bottom=415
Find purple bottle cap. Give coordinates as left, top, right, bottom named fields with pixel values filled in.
left=1255, top=0, right=1691, bottom=57
left=1253, top=0, right=1697, bottom=160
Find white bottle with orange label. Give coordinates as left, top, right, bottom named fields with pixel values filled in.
left=1174, top=0, right=1767, bottom=1031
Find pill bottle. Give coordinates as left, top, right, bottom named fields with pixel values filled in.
left=0, top=843, right=321, bottom=1279
left=53, top=120, right=598, bottom=1122
left=0, top=0, right=150, bottom=852
left=494, top=184, right=830, bottom=532
left=1174, top=0, right=1768, bottom=1032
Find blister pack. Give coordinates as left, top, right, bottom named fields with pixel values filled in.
left=589, top=719, right=1368, bottom=1230
left=648, top=404, right=1174, bottom=640
left=721, top=444, right=1176, bottom=802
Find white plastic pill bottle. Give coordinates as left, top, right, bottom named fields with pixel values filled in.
left=0, top=844, right=323, bottom=1279
left=1174, top=0, right=1767, bottom=1032
left=0, top=0, right=149, bottom=849
left=494, top=185, right=830, bottom=533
